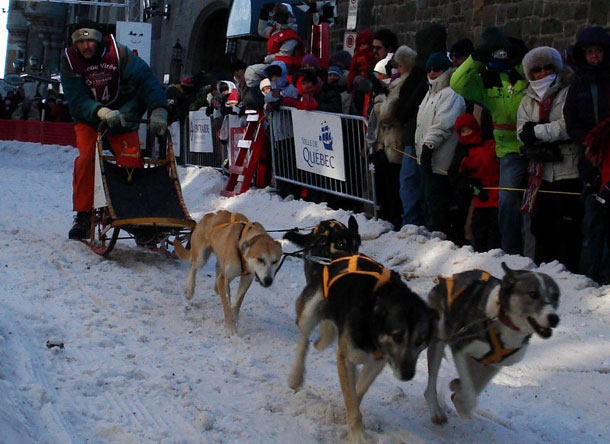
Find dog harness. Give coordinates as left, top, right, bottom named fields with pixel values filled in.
left=312, top=220, right=346, bottom=238
left=322, top=254, right=391, bottom=300
left=441, top=270, right=528, bottom=365
left=209, top=214, right=256, bottom=275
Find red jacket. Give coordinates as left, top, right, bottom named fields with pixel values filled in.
left=460, top=140, right=500, bottom=208
left=347, top=29, right=375, bottom=92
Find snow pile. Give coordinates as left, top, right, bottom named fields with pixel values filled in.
left=0, top=141, right=608, bottom=443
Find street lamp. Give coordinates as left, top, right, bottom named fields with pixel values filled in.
left=170, top=39, right=183, bottom=84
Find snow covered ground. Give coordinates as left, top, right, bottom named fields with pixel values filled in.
left=0, top=140, right=609, bottom=444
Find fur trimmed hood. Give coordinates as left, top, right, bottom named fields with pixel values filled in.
left=522, top=46, right=563, bottom=80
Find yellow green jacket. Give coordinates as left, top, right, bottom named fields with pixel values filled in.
left=450, top=55, right=528, bottom=158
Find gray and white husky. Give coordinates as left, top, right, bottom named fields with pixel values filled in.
left=424, top=262, right=560, bottom=424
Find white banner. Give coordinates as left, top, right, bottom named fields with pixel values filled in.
left=189, top=111, right=214, bottom=153
left=115, top=21, right=152, bottom=65
left=347, top=0, right=358, bottom=30
left=169, top=121, right=181, bottom=157
left=291, top=109, right=345, bottom=181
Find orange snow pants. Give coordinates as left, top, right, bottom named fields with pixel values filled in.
left=72, top=123, right=140, bottom=212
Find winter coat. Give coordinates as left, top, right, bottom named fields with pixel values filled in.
left=317, top=83, right=343, bottom=113
left=11, top=101, right=41, bottom=121
left=376, top=73, right=407, bottom=164
left=396, top=65, right=428, bottom=147
left=450, top=55, right=528, bottom=158
left=60, top=41, right=167, bottom=132
left=564, top=26, right=610, bottom=147
left=460, top=140, right=500, bottom=208
left=517, top=68, right=579, bottom=182
left=415, top=69, right=466, bottom=175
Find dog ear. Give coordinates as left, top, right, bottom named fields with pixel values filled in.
left=501, top=262, right=515, bottom=279
left=348, top=215, right=359, bottom=233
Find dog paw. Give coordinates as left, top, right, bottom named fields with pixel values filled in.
left=225, top=324, right=238, bottom=337
left=451, top=392, right=474, bottom=419
left=431, top=412, right=448, bottom=425
left=347, top=428, right=368, bottom=444
left=287, top=370, right=304, bottom=390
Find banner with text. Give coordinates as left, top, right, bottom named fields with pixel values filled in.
left=189, top=111, right=214, bottom=153
left=291, top=109, right=345, bottom=181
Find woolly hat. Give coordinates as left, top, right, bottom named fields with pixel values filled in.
left=425, top=52, right=451, bottom=71
left=480, top=26, right=510, bottom=51
left=374, top=57, right=391, bottom=77
left=327, top=65, right=343, bottom=77
left=226, top=89, right=240, bottom=105
left=522, top=46, right=563, bottom=80
left=180, top=75, right=194, bottom=87
left=454, top=113, right=482, bottom=146
left=450, top=38, right=474, bottom=57
left=301, top=53, right=320, bottom=69
left=259, top=78, right=271, bottom=93
left=393, top=45, right=417, bottom=71
left=71, top=19, right=102, bottom=44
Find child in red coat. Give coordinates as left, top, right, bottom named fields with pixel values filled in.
left=455, top=113, right=501, bottom=252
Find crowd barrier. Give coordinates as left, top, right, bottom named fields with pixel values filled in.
left=0, top=119, right=77, bottom=146
left=268, top=107, right=377, bottom=217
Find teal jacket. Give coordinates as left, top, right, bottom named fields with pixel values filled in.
left=450, top=55, right=528, bottom=158
left=61, top=42, right=167, bottom=132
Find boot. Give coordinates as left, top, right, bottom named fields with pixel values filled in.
left=68, top=211, right=91, bottom=240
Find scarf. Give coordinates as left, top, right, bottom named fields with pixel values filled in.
left=529, top=74, right=557, bottom=101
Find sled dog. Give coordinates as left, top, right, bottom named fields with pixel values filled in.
left=424, top=262, right=560, bottom=424
left=174, top=210, right=283, bottom=336
left=288, top=253, right=437, bottom=443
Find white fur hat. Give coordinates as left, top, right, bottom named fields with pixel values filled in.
left=393, top=45, right=417, bottom=72
left=522, top=46, right=563, bottom=79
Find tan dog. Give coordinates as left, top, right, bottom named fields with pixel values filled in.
left=174, top=210, right=283, bottom=336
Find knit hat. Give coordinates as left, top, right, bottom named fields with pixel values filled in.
left=425, top=52, right=451, bottom=71
left=71, top=19, right=102, bottom=43
left=301, top=53, right=320, bottom=70
left=226, top=89, right=240, bottom=106
left=393, top=45, right=417, bottom=71
left=450, top=38, right=474, bottom=57
left=259, top=78, right=271, bottom=93
left=480, top=26, right=510, bottom=51
left=522, top=46, right=563, bottom=80
left=327, top=65, right=343, bottom=77
left=374, top=57, right=391, bottom=77
left=454, top=113, right=482, bottom=146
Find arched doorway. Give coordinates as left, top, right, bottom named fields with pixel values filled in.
left=187, top=3, right=231, bottom=78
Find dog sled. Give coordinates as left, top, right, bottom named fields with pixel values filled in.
left=84, top=120, right=195, bottom=257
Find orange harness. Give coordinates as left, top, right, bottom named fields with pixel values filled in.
left=322, top=254, right=392, bottom=300
left=312, top=220, right=346, bottom=238
left=209, top=214, right=256, bottom=275
left=441, top=270, right=527, bottom=365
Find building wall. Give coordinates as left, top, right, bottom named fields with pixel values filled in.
left=331, top=0, right=610, bottom=54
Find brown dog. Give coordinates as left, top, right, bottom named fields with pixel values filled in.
left=174, top=210, right=283, bottom=336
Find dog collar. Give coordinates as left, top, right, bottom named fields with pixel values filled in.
left=497, top=309, right=520, bottom=331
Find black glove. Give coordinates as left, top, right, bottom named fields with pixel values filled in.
left=259, top=2, right=274, bottom=20
left=471, top=46, right=491, bottom=63
left=595, top=181, right=610, bottom=207
left=519, top=122, right=539, bottom=146
left=469, top=178, right=489, bottom=202
left=420, top=145, right=433, bottom=174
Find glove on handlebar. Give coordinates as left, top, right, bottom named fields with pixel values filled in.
left=97, top=107, right=125, bottom=128
left=149, top=108, right=168, bottom=136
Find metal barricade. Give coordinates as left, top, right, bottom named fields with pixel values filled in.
left=269, top=107, right=377, bottom=218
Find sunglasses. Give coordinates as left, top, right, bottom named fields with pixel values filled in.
left=530, top=64, right=555, bottom=74
left=427, top=67, right=444, bottom=73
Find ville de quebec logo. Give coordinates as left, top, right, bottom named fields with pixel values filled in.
left=319, top=121, right=333, bottom=151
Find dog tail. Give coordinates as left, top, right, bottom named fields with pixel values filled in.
left=173, top=239, right=191, bottom=261
left=283, top=230, right=313, bottom=247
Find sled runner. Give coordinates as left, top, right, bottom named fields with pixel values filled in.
left=84, top=120, right=196, bottom=257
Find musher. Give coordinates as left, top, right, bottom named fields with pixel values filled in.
left=61, top=19, right=168, bottom=240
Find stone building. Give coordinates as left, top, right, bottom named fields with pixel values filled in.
left=4, top=0, right=610, bottom=86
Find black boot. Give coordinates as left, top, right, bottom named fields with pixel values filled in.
left=68, top=211, right=91, bottom=240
